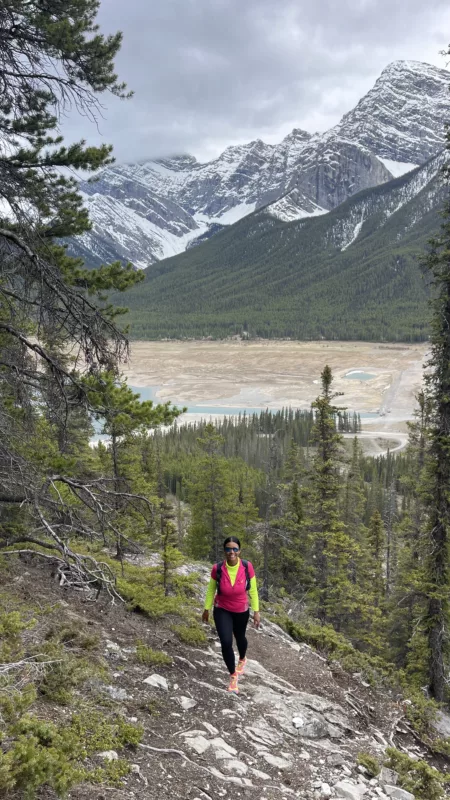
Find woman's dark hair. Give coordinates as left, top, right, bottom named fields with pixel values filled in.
left=223, top=536, right=241, bottom=549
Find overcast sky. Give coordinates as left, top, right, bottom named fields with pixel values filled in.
left=64, top=0, right=450, bottom=164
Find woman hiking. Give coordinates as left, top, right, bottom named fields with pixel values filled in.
left=202, top=537, right=260, bottom=694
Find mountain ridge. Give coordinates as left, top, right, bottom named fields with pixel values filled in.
left=112, top=149, right=448, bottom=341
left=71, top=59, right=449, bottom=268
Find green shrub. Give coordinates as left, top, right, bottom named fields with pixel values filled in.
left=281, top=616, right=395, bottom=686
left=36, top=641, right=106, bottom=705
left=88, top=758, right=131, bottom=785
left=385, top=747, right=449, bottom=800
left=357, top=752, right=380, bottom=777
left=135, top=641, right=172, bottom=666
left=46, top=623, right=100, bottom=651
left=171, top=622, right=207, bottom=646
left=0, top=707, right=143, bottom=798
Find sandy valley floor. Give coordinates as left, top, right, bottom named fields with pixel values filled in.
left=122, top=340, right=428, bottom=431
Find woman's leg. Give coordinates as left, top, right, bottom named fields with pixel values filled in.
left=232, top=610, right=250, bottom=660
left=213, top=607, right=236, bottom=674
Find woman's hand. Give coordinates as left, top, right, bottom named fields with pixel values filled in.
left=202, top=609, right=209, bottom=623
left=253, top=611, right=261, bottom=629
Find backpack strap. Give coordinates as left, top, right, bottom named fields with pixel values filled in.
left=241, top=559, right=251, bottom=591
left=215, top=561, right=224, bottom=594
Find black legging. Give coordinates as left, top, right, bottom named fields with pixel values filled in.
left=213, top=606, right=250, bottom=674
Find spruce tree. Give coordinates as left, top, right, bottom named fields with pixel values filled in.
left=308, top=367, right=361, bottom=628
left=421, top=107, right=450, bottom=700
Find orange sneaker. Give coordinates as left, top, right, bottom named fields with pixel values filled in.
left=227, top=672, right=239, bottom=693
left=236, top=657, right=247, bottom=675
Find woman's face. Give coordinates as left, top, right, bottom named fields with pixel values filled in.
left=224, top=541, right=240, bottom=565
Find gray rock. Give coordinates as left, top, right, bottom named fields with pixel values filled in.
left=327, top=754, right=347, bottom=767
left=202, top=721, right=219, bottom=735
left=379, top=768, right=398, bottom=786
left=105, top=639, right=121, bottom=653
left=209, top=737, right=237, bottom=756
left=103, top=685, right=129, bottom=701
left=251, top=768, right=271, bottom=780
left=182, top=734, right=211, bottom=755
left=143, top=674, right=169, bottom=691
left=335, top=780, right=367, bottom=799
left=261, top=752, right=292, bottom=769
left=177, top=695, right=197, bottom=710
left=384, top=787, right=415, bottom=800
left=321, top=784, right=332, bottom=799
left=221, top=759, right=249, bottom=775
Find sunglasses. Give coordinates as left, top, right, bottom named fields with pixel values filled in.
left=225, top=547, right=239, bottom=553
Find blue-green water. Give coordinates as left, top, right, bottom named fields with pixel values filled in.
left=344, top=371, right=376, bottom=381
left=91, top=385, right=379, bottom=440
left=130, top=385, right=273, bottom=416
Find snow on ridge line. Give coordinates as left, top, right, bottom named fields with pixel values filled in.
left=341, top=217, right=364, bottom=251
left=377, top=157, right=419, bottom=178
left=267, top=200, right=328, bottom=223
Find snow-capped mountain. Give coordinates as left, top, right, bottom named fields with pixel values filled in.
left=72, top=60, right=449, bottom=267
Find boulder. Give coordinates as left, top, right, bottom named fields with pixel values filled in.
left=379, top=767, right=399, bottom=786
left=384, top=787, right=415, bottom=800
left=335, top=780, right=367, bottom=799
left=143, top=674, right=169, bottom=691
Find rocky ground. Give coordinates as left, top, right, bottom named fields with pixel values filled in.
left=6, top=558, right=443, bottom=800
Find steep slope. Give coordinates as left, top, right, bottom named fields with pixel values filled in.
left=114, top=152, right=447, bottom=341
left=4, top=557, right=435, bottom=800
left=73, top=61, right=449, bottom=267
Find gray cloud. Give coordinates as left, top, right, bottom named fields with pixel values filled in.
left=62, top=0, right=450, bottom=163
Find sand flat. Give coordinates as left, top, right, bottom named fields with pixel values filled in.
left=122, top=340, right=427, bottom=423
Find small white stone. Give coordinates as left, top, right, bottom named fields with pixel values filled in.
left=143, top=674, right=169, bottom=691
left=178, top=695, right=197, bottom=710
left=98, top=750, right=118, bottom=761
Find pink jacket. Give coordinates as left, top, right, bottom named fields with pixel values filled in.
left=211, top=560, right=256, bottom=613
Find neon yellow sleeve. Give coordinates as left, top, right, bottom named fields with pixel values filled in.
left=204, top=578, right=217, bottom=611
left=248, top=576, right=259, bottom=612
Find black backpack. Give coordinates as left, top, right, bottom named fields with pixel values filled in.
left=216, top=559, right=251, bottom=594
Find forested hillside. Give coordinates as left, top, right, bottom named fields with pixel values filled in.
left=115, top=154, right=447, bottom=341
left=1, top=3, right=450, bottom=798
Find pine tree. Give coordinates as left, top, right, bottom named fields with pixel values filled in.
left=307, top=367, right=361, bottom=628
left=421, top=118, right=450, bottom=700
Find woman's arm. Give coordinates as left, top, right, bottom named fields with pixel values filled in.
left=248, top=576, right=259, bottom=612
left=204, top=578, right=217, bottom=612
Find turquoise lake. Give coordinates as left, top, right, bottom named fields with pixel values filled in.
left=344, top=371, right=376, bottom=381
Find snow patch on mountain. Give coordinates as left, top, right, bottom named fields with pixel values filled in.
left=267, top=191, right=328, bottom=222
left=195, top=202, right=257, bottom=226
left=378, top=158, right=419, bottom=177
left=341, top=216, right=365, bottom=251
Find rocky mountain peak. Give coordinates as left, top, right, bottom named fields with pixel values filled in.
left=334, top=59, right=450, bottom=163
left=72, top=59, right=449, bottom=268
